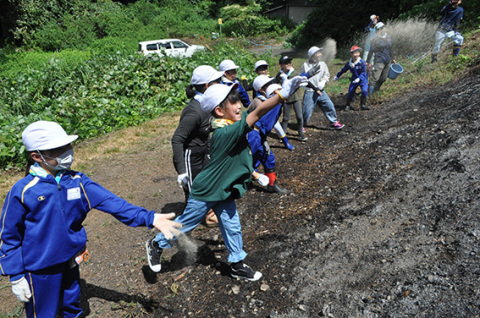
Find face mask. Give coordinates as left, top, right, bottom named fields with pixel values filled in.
left=39, top=149, right=75, bottom=170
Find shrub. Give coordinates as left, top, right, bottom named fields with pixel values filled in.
left=0, top=40, right=265, bottom=169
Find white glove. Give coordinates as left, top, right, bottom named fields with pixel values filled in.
left=256, top=173, right=269, bottom=186
left=278, top=75, right=307, bottom=100
left=353, top=78, right=360, bottom=83
left=333, top=76, right=339, bottom=81
left=11, top=277, right=31, bottom=303
left=279, top=73, right=288, bottom=82
left=153, top=213, right=182, bottom=240
left=177, top=173, right=189, bottom=189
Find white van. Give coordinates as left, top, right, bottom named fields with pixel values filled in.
left=138, top=39, right=206, bottom=58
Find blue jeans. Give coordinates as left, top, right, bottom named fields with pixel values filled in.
left=302, top=90, right=338, bottom=125
left=155, top=197, right=247, bottom=263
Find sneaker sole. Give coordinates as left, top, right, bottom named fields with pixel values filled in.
left=145, top=240, right=162, bottom=273
left=231, top=271, right=263, bottom=282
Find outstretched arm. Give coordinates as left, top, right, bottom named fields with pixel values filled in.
left=246, top=76, right=307, bottom=127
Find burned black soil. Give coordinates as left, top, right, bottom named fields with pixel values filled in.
left=1, top=63, right=480, bottom=317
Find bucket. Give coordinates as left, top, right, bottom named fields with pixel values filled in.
left=388, top=63, right=404, bottom=80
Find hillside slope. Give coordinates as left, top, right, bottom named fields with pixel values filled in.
left=1, top=63, right=480, bottom=318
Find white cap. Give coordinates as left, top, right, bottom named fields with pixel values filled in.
left=22, top=121, right=78, bottom=151
left=219, top=59, right=240, bottom=72
left=201, top=83, right=238, bottom=113
left=253, top=75, right=273, bottom=92
left=254, top=60, right=269, bottom=71
left=375, top=22, right=385, bottom=29
left=190, top=65, right=224, bottom=85
left=266, top=84, right=282, bottom=98
left=370, top=14, right=377, bottom=21
left=308, top=46, right=323, bottom=59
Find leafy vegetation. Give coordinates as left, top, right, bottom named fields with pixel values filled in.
left=0, top=40, right=275, bottom=169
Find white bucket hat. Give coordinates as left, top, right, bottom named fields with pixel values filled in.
left=201, top=83, right=238, bottom=113
left=266, top=84, right=282, bottom=98
left=308, top=46, right=323, bottom=59
left=22, top=121, right=78, bottom=151
left=190, top=65, right=224, bottom=85
left=219, top=59, right=240, bottom=72
left=252, top=75, right=273, bottom=92
left=254, top=60, right=269, bottom=71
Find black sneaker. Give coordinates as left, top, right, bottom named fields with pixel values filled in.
left=298, top=132, right=308, bottom=142
left=146, top=238, right=162, bottom=272
left=231, top=262, right=263, bottom=281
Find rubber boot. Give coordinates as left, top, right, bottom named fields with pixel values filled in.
left=453, top=45, right=461, bottom=56
left=265, top=170, right=288, bottom=194
left=431, top=54, right=437, bottom=63
left=344, top=98, right=352, bottom=111
left=360, top=96, right=370, bottom=110
left=281, top=136, right=294, bottom=151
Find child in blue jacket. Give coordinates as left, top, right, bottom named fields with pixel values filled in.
left=219, top=59, right=251, bottom=107
left=334, top=46, right=370, bottom=111
left=0, top=121, right=181, bottom=318
left=247, top=75, right=288, bottom=194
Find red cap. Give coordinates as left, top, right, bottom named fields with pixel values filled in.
left=350, top=46, right=362, bottom=53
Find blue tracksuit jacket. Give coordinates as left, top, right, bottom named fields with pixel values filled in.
left=248, top=98, right=282, bottom=170
left=336, top=58, right=369, bottom=99
left=0, top=169, right=156, bottom=281
left=221, top=78, right=251, bottom=107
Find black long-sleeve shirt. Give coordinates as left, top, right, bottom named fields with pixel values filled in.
left=171, top=98, right=211, bottom=175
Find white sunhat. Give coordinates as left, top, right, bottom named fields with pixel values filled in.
left=252, top=74, right=274, bottom=92
left=266, top=84, right=282, bottom=98
left=254, top=60, right=269, bottom=71
left=308, top=46, right=323, bottom=59
left=370, top=14, right=377, bottom=21
left=201, top=83, right=238, bottom=113
left=219, top=59, right=240, bottom=72
left=190, top=65, right=224, bottom=85
left=22, top=121, right=78, bottom=151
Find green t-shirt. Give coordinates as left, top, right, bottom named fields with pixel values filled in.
left=190, top=111, right=253, bottom=202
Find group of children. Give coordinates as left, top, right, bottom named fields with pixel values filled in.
left=0, top=2, right=465, bottom=316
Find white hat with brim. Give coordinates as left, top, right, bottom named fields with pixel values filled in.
left=266, top=84, right=282, bottom=98
left=253, top=75, right=274, bottom=92
left=254, top=60, right=269, bottom=71
left=308, top=46, right=323, bottom=59
left=22, top=121, right=78, bottom=151
left=219, top=60, right=240, bottom=72
left=370, top=14, right=377, bottom=21
left=191, top=65, right=224, bottom=85
left=201, top=83, right=239, bottom=113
